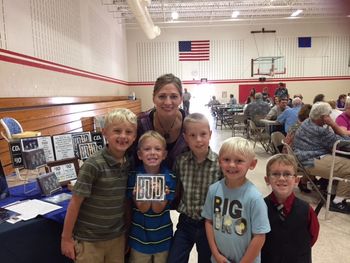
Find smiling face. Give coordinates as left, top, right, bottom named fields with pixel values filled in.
left=183, top=121, right=211, bottom=160
left=153, top=83, right=182, bottom=117
left=265, top=162, right=299, bottom=202
left=137, top=137, right=167, bottom=173
left=219, top=150, right=257, bottom=188
left=103, top=120, right=137, bottom=160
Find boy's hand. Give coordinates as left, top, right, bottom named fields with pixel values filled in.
left=165, top=185, right=170, bottom=195
left=61, top=236, right=76, bottom=260
left=214, top=252, right=232, bottom=263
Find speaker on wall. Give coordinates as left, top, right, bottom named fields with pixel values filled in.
left=259, top=77, right=266, bottom=82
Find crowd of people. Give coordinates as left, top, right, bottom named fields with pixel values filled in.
left=60, top=74, right=349, bottom=263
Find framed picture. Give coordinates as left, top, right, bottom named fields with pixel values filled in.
left=45, top=158, right=79, bottom=184
left=135, top=174, right=165, bottom=201
left=37, top=172, right=62, bottom=196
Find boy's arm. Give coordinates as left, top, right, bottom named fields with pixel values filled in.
left=308, top=207, right=320, bottom=246
left=240, top=233, right=265, bottom=263
left=61, top=195, right=84, bottom=260
left=151, top=200, right=168, bottom=213
left=205, top=219, right=229, bottom=263
left=134, top=199, right=151, bottom=213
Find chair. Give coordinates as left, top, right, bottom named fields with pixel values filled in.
left=231, top=114, right=248, bottom=137
left=281, top=140, right=326, bottom=215
left=270, top=131, right=286, bottom=154
left=325, top=140, right=350, bottom=219
left=0, top=117, right=41, bottom=141
left=247, top=119, right=273, bottom=153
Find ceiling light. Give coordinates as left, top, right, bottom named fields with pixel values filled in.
left=291, top=9, right=303, bottom=17
left=231, top=11, right=240, bottom=18
left=171, top=11, right=179, bottom=20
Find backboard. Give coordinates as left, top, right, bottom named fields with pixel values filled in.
left=251, top=56, right=286, bottom=77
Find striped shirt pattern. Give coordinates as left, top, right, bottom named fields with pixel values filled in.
left=175, top=148, right=222, bottom=220
left=73, top=147, right=130, bottom=241
left=127, top=165, right=176, bottom=254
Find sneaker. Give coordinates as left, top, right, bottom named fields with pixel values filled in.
left=329, top=201, right=350, bottom=214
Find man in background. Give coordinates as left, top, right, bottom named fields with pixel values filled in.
left=183, top=88, right=191, bottom=114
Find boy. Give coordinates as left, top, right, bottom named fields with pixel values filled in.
left=167, top=113, right=222, bottom=263
left=202, top=137, right=270, bottom=263
left=127, top=131, right=176, bottom=263
left=262, top=154, right=319, bottom=263
left=61, top=108, right=137, bottom=263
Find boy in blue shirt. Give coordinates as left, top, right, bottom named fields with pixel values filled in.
left=127, top=131, right=176, bottom=263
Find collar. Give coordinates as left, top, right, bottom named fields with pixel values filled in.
left=102, top=146, right=129, bottom=167
left=269, top=192, right=295, bottom=216
left=136, top=164, right=170, bottom=175
left=185, top=147, right=217, bottom=162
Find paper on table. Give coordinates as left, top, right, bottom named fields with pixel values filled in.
left=5, top=199, right=62, bottom=221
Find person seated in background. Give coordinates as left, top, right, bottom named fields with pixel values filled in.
left=335, top=96, right=350, bottom=135
left=244, top=92, right=271, bottom=125
left=312, top=94, right=325, bottom=104
left=207, top=96, right=221, bottom=107
left=336, top=94, right=347, bottom=109
left=265, top=96, right=289, bottom=120
left=293, top=102, right=350, bottom=213
left=228, top=94, right=237, bottom=105
left=282, top=104, right=312, bottom=193
left=245, top=88, right=256, bottom=104
left=274, top=83, right=289, bottom=99
left=262, top=87, right=271, bottom=104
left=277, top=97, right=302, bottom=134
left=328, top=100, right=343, bottom=121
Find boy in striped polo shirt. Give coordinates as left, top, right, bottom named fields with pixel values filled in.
left=127, top=130, right=176, bottom=263
left=61, top=108, right=137, bottom=263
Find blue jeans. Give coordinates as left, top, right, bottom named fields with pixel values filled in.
left=167, top=213, right=211, bottom=263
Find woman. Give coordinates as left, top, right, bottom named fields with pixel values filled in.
left=245, top=88, right=256, bottom=104
left=335, top=96, right=350, bottom=135
left=336, top=94, right=347, bottom=109
left=135, top=73, right=188, bottom=169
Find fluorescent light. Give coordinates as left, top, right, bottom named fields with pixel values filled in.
left=231, top=11, right=240, bottom=18
left=171, top=11, right=179, bottom=20
left=291, top=9, right=303, bottom=17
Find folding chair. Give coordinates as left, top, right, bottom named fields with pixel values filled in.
left=282, top=140, right=326, bottom=215
left=270, top=131, right=286, bottom=154
left=0, top=117, right=41, bottom=141
left=325, top=140, right=350, bottom=219
left=247, top=119, right=273, bottom=153
left=231, top=114, right=248, bottom=137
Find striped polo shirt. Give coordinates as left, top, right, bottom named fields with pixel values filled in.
left=73, top=146, right=130, bottom=241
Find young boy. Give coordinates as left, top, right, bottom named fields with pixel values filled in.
left=262, top=154, right=319, bottom=263
left=61, top=108, right=137, bottom=263
left=202, top=137, right=270, bottom=263
left=127, top=131, right=176, bottom=263
left=167, top=113, right=222, bottom=263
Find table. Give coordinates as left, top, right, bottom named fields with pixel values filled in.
left=0, top=182, right=72, bottom=263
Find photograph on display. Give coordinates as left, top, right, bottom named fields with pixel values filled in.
left=37, top=172, right=62, bottom=196
left=78, top=142, right=99, bottom=161
left=21, top=137, right=39, bottom=151
left=91, top=131, right=105, bottom=150
left=71, top=132, right=92, bottom=158
left=46, top=158, right=79, bottom=184
left=52, top=134, right=75, bottom=161
left=37, top=136, right=55, bottom=162
left=135, top=174, right=165, bottom=201
left=22, top=148, right=47, bottom=170
left=9, top=141, right=24, bottom=168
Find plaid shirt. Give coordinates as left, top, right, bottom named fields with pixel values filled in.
left=175, top=148, right=222, bottom=220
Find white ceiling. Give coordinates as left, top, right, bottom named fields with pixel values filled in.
left=101, top=0, right=350, bottom=27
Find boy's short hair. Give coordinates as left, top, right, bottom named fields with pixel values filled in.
left=219, top=137, right=255, bottom=159
left=104, top=108, right=137, bottom=128
left=183, top=113, right=210, bottom=132
left=266, top=154, right=297, bottom=176
left=138, top=130, right=166, bottom=149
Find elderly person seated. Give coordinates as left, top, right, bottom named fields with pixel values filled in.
left=335, top=96, right=350, bottom=136
left=293, top=102, right=350, bottom=213
left=277, top=97, right=303, bottom=134
left=265, top=96, right=289, bottom=120
left=244, top=92, right=270, bottom=125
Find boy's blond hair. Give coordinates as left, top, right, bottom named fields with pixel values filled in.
left=183, top=113, right=210, bottom=132
left=104, top=108, right=137, bottom=128
left=266, top=154, right=297, bottom=176
left=138, top=130, right=166, bottom=149
left=219, top=137, right=255, bottom=159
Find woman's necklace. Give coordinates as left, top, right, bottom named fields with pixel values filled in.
left=155, top=112, right=177, bottom=140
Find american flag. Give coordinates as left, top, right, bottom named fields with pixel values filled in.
left=178, top=40, right=210, bottom=61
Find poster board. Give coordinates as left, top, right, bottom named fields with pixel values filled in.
left=52, top=134, right=75, bottom=161
left=136, top=174, right=165, bottom=201
left=45, top=158, right=79, bottom=184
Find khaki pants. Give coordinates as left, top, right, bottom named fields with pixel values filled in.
left=75, top=235, right=125, bottom=263
left=129, top=248, right=168, bottom=263
left=307, top=155, right=350, bottom=198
